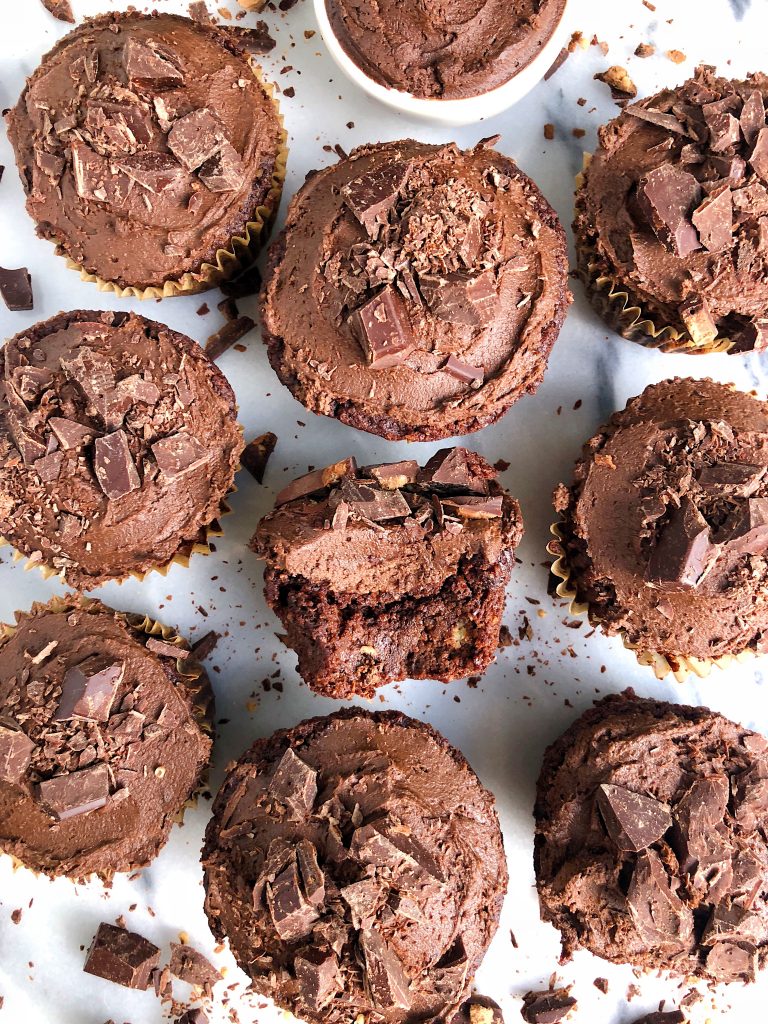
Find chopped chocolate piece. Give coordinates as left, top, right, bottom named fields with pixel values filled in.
left=444, top=355, right=484, bottom=385
left=351, top=821, right=442, bottom=880
left=702, top=903, right=763, bottom=946
left=341, top=877, right=382, bottom=929
left=40, top=0, right=74, bottom=22
left=190, top=630, right=219, bottom=661
left=34, top=451, right=64, bottom=483
left=168, top=943, right=221, bottom=987
left=168, top=109, right=224, bottom=171
left=221, top=262, right=262, bottom=299
left=267, top=859, right=319, bottom=940
left=37, top=763, right=110, bottom=821
left=750, top=126, right=768, bottom=181
left=117, top=153, right=184, bottom=194
left=268, top=748, right=317, bottom=818
left=420, top=447, right=492, bottom=494
left=625, top=105, right=688, bottom=134
left=204, top=316, right=254, bottom=360
left=627, top=848, right=693, bottom=950
left=596, top=783, right=672, bottom=851
left=453, top=995, right=504, bottom=1024
left=718, top=497, right=768, bottom=555
left=637, top=163, right=702, bottom=256
left=440, top=495, right=503, bottom=520
left=241, top=432, right=277, bottom=484
left=55, top=656, right=124, bottom=722
left=176, top=1010, right=209, bottom=1024
left=296, top=838, right=325, bottom=905
left=342, top=162, right=410, bottom=237
left=224, top=23, right=276, bottom=55
left=706, top=940, right=757, bottom=983
left=692, top=185, right=732, bottom=252
left=347, top=485, right=412, bottom=522
left=93, top=430, right=141, bottom=500
left=366, top=460, right=419, bottom=489
left=420, top=270, right=497, bottom=326
left=645, top=495, right=718, bottom=590
left=741, top=90, right=765, bottom=147
left=520, top=988, right=576, bottom=1023
left=274, top=457, right=358, bottom=506
left=146, top=637, right=188, bottom=659
left=0, top=267, right=33, bottom=311
left=631, top=1014, right=685, bottom=1024
left=188, top=0, right=211, bottom=22
left=705, top=110, right=740, bottom=152
left=152, top=431, right=209, bottom=478
left=698, top=461, right=765, bottom=496
left=84, top=923, right=160, bottom=990
left=735, top=319, right=768, bottom=351
left=733, top=761, right=768, bottom=833
left=47, top=417, right=96, bottom=450
left=360, top=929, right=411, bottom=1011
left=680, top=293, right=718, bottom=345
left=295, top=948, right=339, bottom=1010
left=123, top=38, right=184, bottom=90
left=0, top=724, right=35, bottom=785
left=349, top=286, right=415, bottom=369
left=198, top=141, right=244, bottom=193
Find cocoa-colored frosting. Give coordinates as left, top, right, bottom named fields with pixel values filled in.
left=253, top=449, right=522, bottom=596
left=6, top=12, right=284, bottom=292
left=0, top=598, right=212, bottom=879
left=326, top=0, right=566, bottom=100
left=0, top=310, right=243, bottom=589
left=576, top=66, right=768, bottom=352
left=554, top=378, right=768, bottom=662
left=262, top=140, right=570, bottom=441
left=535, top=692, right=768, bottom=984
left=203, top=708, right=507, bottom=1024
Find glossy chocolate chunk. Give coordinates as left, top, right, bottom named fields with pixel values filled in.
left=123, top=37, right=184, bottom=90
left=0, top=725, right=35, bottom=785
left=645, top=496, right=717, bottom=590
left=718, top=497, right=768, bottom=555
left=268, top=749, right=317, bottom=818
left=637, top=163, right=702, bottom=257
left=117, top=152, right=184, bottom=194
left=267, top=858, right=319, bottom=940
left=366, top=460, right=418, bottom=489
left=93, top=429, right=141, bottom=500
left=199, top=141, right=244, bottom=193
left=152, top=432, right=209, bottom=479
left=520, top=989, right=576, bottom=1024
left=360, top=928, right=411, bottom=1011
left=692, top=185, right=732, bottom=252
left=54, top=656, right=124, bottom=722
left=697, top=461, right=765, bottom=496
left=294, top=948, right=340, bottom=1010
left=84, top=922, right=160, bottom=989
left=342, top=161, right=411, bottom=238
left=0, top=267, right=33, bottom=311
left=420, top=269, right=497, bottom=326
left=706, top=940, right=757, bottom=983
left=167, top=109, right=224, bottom=171
left=47, top=416, right=97, bottom=450
left=346, top=485, right=411, bottom=522
left=37, top=763, right=110, bottom=820
left=349, top=286, right=415, bottom=369
left=241, top=432, right=277, bottom=484
left=168, top=942, right=221, bottom=987
left=420, top=447, right=492, bottom=494
left=274, top=457, right=357, bottom=506
left=596, top=783, right=672, bottom=852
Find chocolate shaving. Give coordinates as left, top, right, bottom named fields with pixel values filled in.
left=242, top=432, right=277, bottom=483
left=349, top=286, right=415, bottom=369
left=84, top=923, right=160, bottom=990
left=0, top=267, right=33, bottom=311
left=93, top=430, right=140, bottom=500
left=55, top=657, right=124, bottom=722
left=37, top=763, right=110, bottom=821
left=443, top=355, right=484, bottom=385
left=596, top=783, right=672, bottom=851
left=645, top=496, right=718, bottom=590
left=205, top=316, right=254, bottom=359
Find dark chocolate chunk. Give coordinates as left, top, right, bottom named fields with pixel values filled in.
left=224, top=23, right=276, bottom=54
left=198, top=142, right=244, bottom=193
left=221, top=262, right=262, bottom=299
left=33, top=450, right=64, bottom=483
left=37, top=763, right=110, bottom=821
left=735, top=318, right=768, bottom=351
left=637, top=163, right=702, bottom=256
left=191, top=630, right=219, bottom=661
left=40, top=0, right=75, bottom=21
left=349, top=286, right=415, bottom=369
left=625, top=105, right=688, bottom=134
left=168, top=943, right=221, bottom=987
left=520, top=988, right=576, bottom=1024
left=0, top=724, right=35, bottom=785
left=439, top=495, right=503, bottom=519
left=366, top=460, right=419, bottom=489
left=451, top=995, right=504, bottom=1024
left=645, top=496, right=718, bottom=590
left=48, top=416, right=97, bottom=450
left=295, top=837, right=325, bottom=906
left=55, top=657, right=124, bottom=722
left=740, top=89, right=765, bottom=147
left=275, top=457, right=358, bottom=506
left=168, top=109, right=224, bottom=171
left=360, top=929, right=411, bottom=1011
left=340, top=877, right=383, bottom=929
left=698, top=461, right=765, bottom=496
left=294, top=948, right=339, bottom=1010
left=596, top=783, right=672, bottom=852
left=706, top=940, right=757, bottom=983
left=705, top=110, right=740, bottom=152
left=204, top=315, right=254, bottom=360
left=733, top=761, right=768, bottom=833
left=241, top=432, right=277, bottom=484
left=692, top=185, right=732, bottom=252
left=630, top=1014, right=685, bottom=1024
left=718, top=497, right=768, bottom=555
left=679, top=293, right=718, bottom=346
left=750, top=126, right=768, bottom=181
left=342, top=161, right=410, bottom=237
left=268, top=748, right=317, bottom=818
left=152, top=431, right=209, bottom=479
left=420, top=270, right=497, bottom=326
left=93, top=430, right=141, bottom=500
left=117, top=153, right=184, bottom=194
left=627, top=849, right=693, bottom=950
left=176, top=1010, right=208, bottom=1024
left=420, top=448, right=493, bottom=494
left=146, top=637, right=188, bottom=659
left=702, top=903, right=763, bottom=946
left=0, top=267, right=33, bottom=311
left=351, top=821, right=442, bottom=880
left=188, top=0, right=211, bottom=22
left=122, top=38, right=184, bottom=90
left=347, top=485, right=412, bottom=522
left=444, top=355, right=484, bottom=385
left=84, top=923, right=160, bottom=990
left=267, top=858, right=319, bottom=940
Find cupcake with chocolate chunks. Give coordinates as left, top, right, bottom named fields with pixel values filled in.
left=0, top=596, right=212, bottom=880
left=551, top=378, right=768, bottom=679
left=576, top=65, right=768, bottom=353
left=7, top=11, right=286, bottom=298
left=252, top=448, right=523, bottom=698
left=262, top=138, right=570, bottom=441
left=535, top=691, right=768, bottom=984
left=203, top=708, right=507, bottom=1022
left=0, top=310, right=243, bottom=589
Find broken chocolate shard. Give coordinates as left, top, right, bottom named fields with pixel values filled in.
left=366, top=460, right=418, bottom=489
left=702, top=903, right=763, bottom=947
left=190, top=630, right=219, bottom=661
left=420, top=269, right=497, bottom=326
left=0, top=724, right=35, bottom=785
left=168, top=109, right=224, bottom=171
left=692, top=185, right=732, bottom=252
left=0, top=267, right=33, bottom=311
left=268, top=747, right=317, bottom=818
left=420, top=447, right=493, bottom=494
left=198, top=141, right=244, bottom=193
left=241, top=432, right=277, bottom=484
left=596, top=783, right=672, bottom=851
left=340, top=877, right=383, bottom=930
left=718, top=497, right=768, bottom=556
left=624, top=104, right=688, bottom=134
left=520, top=988, right=576, bottom=1024
left=275, top=457, right=358, bottom=506
left=152, top=431, right=209, bottom=479
left=176, top=1010, right=209, bottom=1024
left=733, top=761, right=768, bottom=833
left=48, top=416, right=97, bottom=450
left=351, top=821, right=443, bottom=880
left=360, top=929, right=411, bottom=1011
left=342, top=161, right=410, bottom=237
left=146, top=637, right=188, bottom=659
left=294, top=947, right=339, bottom=1010
left=705, top=110, right=740, bottom=152
left=630, top=1014, right=685, bottom=1024
left=55, top=656, right=124, bottom=722
left=33, top=450, right=64, bottom=484
left=123, top=38, right=184, bottom=90
left=680, top=293, right=718, bottom=346
left=439, top=495, right=503, bottom=519
left=225, top=23, right=276, bottom=54
left=750, top=126, right=768, bottom=181
left=740, top=89, right=765, bottom=147
left=93, top=430, right=141, bottom=500
left=267, top=858, right=319, bottom=940
left=349, top=286, right=415, bottom=369
left=706, top=940, right=757, bottom=983
left=40, top=0, right=75, bottom=22
left=295, top=837, right=325, bottom=905
left=84, top=922, right=160, bottom=990
left=117, top=153, right=184, bottom=194
left=637, top=163, right=702, bottom=257
left=698, top=461, right=765, bottom=496
left=204, top=315, right=254, bottom=360
left=444, top=355, right=484, bottom=385
left=348, top=486, right=412, bottom=522
left=37, top=763, right=110, bottom=821
left=450, top=994, right=503, bottom=1024
left=645, top=496, right=718, bottom=590
left=168, top=943, right=221, bottom=988
left=627, top=848, right=693, bottom=950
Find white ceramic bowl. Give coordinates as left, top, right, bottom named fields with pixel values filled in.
left=314, top=0, right=576, bottom=126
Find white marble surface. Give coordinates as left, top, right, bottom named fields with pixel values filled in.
left=1, top=0, right=768, bottom=1021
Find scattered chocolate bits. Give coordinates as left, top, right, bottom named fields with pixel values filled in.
left=520, top=988, right=576, bottom=1023
left=205, top=316, right=254, bottom=360
left=242, top=432, right=277, bottom=484
left=596, top=783, right=672, bottom=851
left=84, top=923, right=160, bottom=990
left=0, top=267, right=33, bottom=311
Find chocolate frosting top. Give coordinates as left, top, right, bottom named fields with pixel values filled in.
left=202, top=708, right=507, bottom=1024
left=535, top=692, right=768, bottom=984
left=0, top=598, right=212, bottom=879
left=325, top=0, right=566, bottom=100
left=262, top=139, right=569, bottom=442
left=577, top=66, right=768, bottom=352
left=0, top=310, right=243, bottom=589
left=253, top=449, right=523, bottom=596
left=554, top=377, right=768, bottom=661
left=7, top=11, right=283, bottom=291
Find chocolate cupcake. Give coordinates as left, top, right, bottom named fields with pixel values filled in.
left=325, top=0, right=567, bottom=100
left=251, top=448, right=523, bottom=698
left=6, top=11, right=286, bottom=298
left=203, top=708, right=507, bottom=1022
left=262, top=139, right=570, bottom=441
left=551, top=378, right=768, bottom=680
left=0, top=310, right=243, bottom=589
left=0, top=596, right=212, bottom=880
left=535, top=692, right=768, bottom=984
left=575, top=65, right=768, bottom=353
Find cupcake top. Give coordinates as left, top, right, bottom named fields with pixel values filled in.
left=554, top=378, right=768, bottom=662
left=535, top=692, right=768, bottom=983
left=576, top=66, right=768, bottom=352
left=325, top=0, right=566, bottom=100
left=202, top=708, right=507, bottom=1024
left=0, top=597, right=212, bottom=879
left=6, top=11, right=284, bottom=293
left=0, top=310, right=243, bottom=589
left=262, top=139, right=569, bottom=441
left=253, top=448, right=523, bottom=595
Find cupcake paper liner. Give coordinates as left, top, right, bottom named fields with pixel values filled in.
left=547, top=521, right=758, bottom=683
left=574, top=156, right=735, bottom=356
left=63, top=63, right=288, bottom=301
